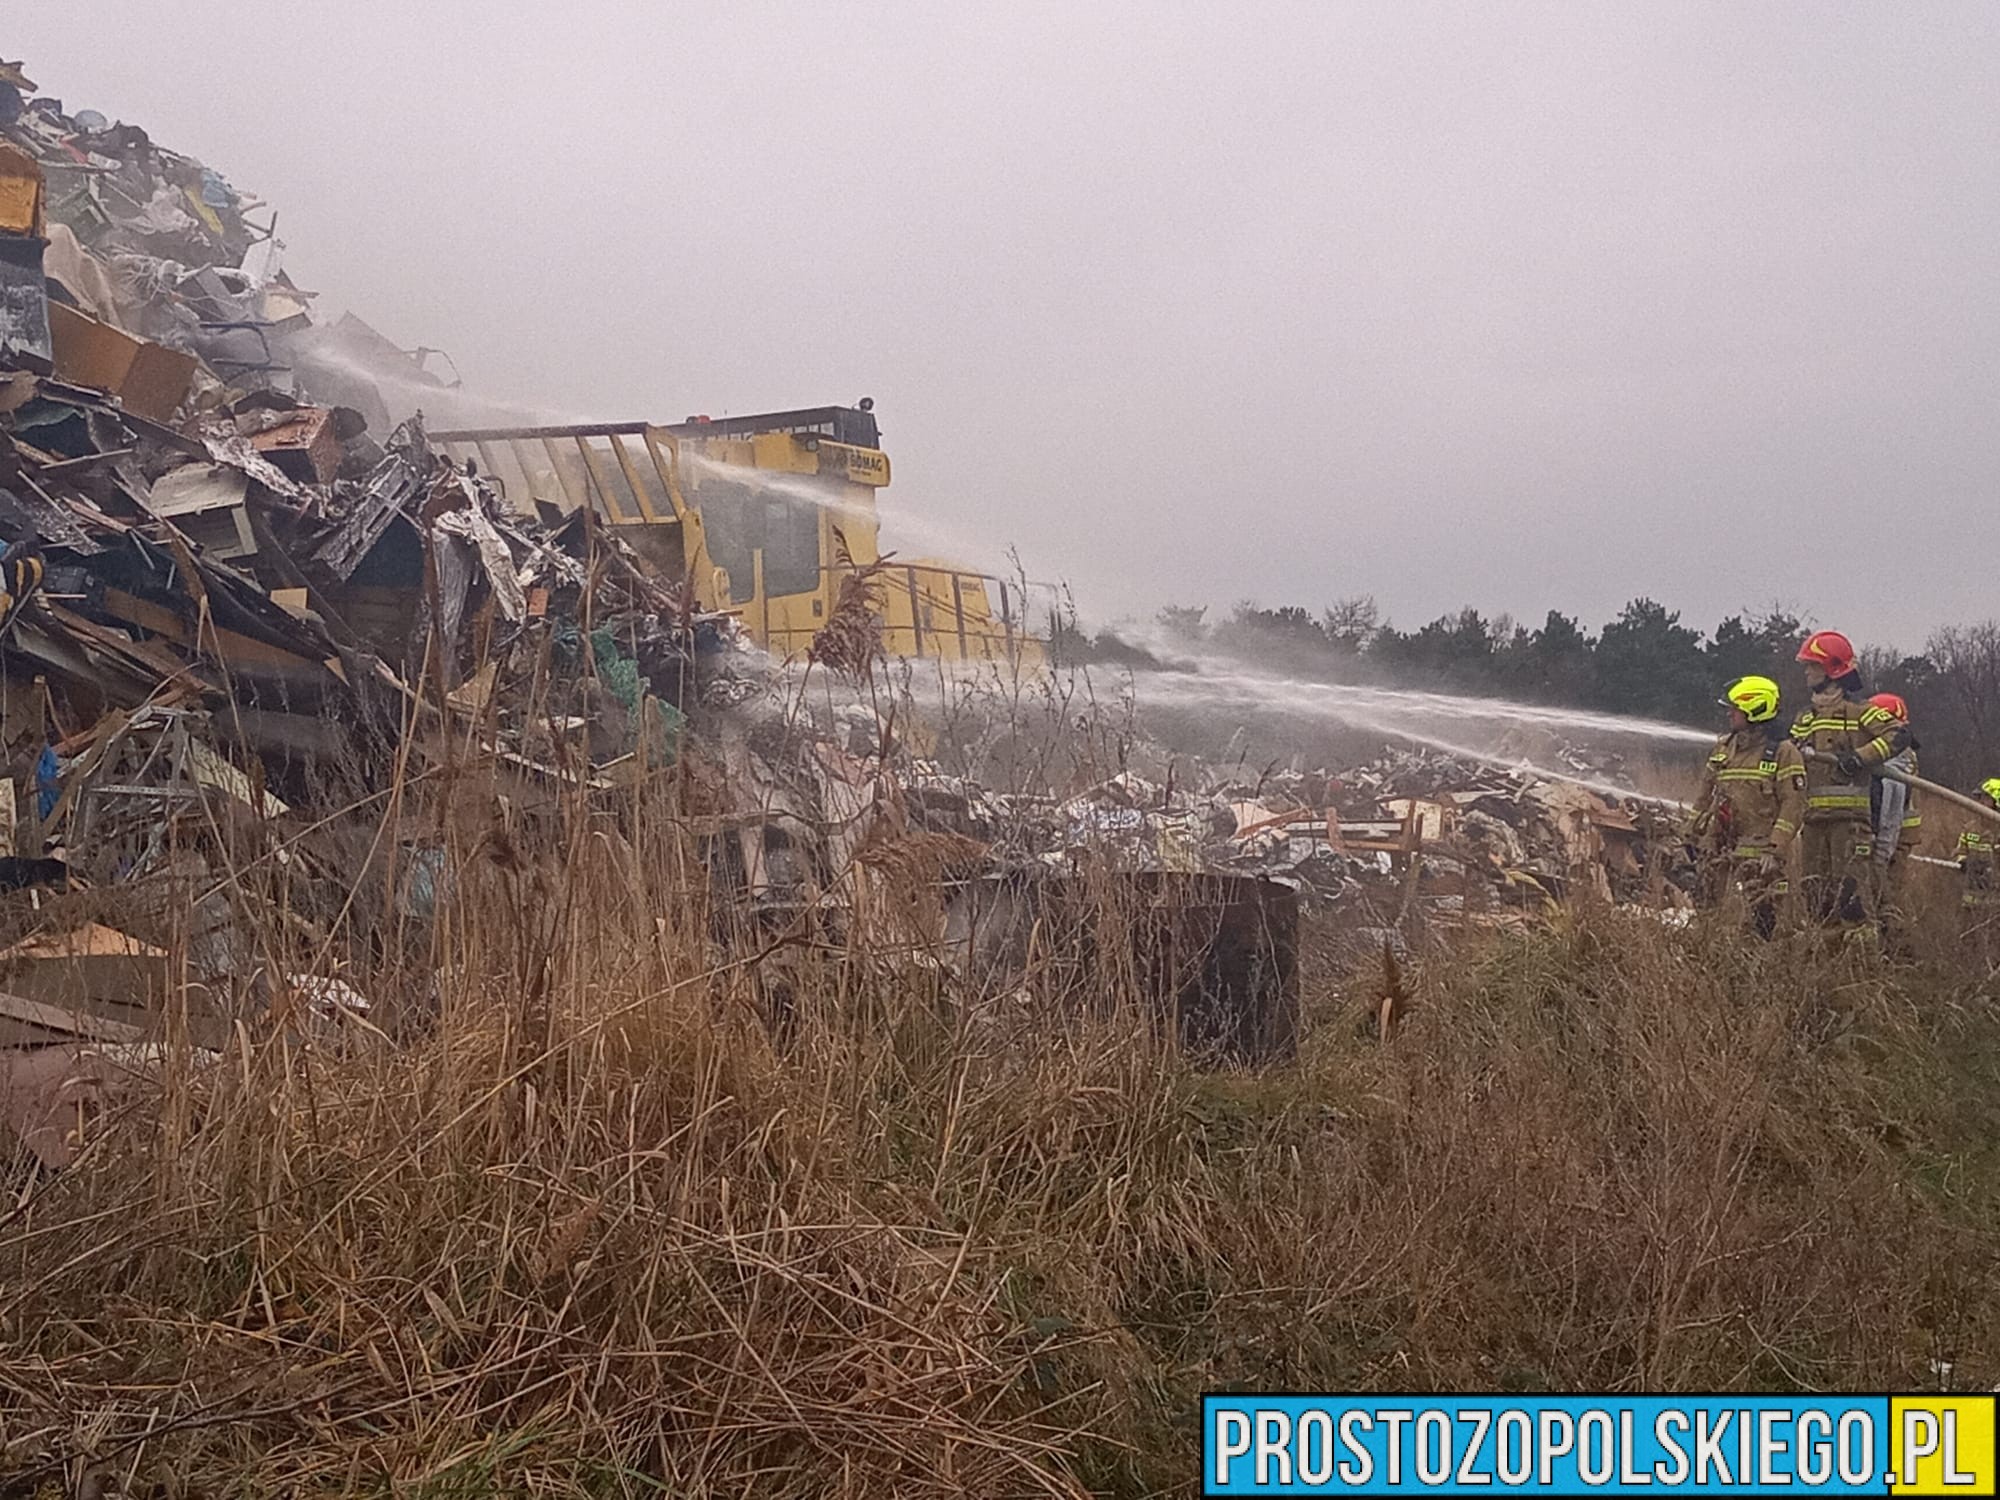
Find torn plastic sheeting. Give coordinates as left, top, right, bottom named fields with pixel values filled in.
left=518, top=540, right=587, bottom=593
left=402, top=844, right=448, bottom=918
left=42, top=222, right=127, bottom=328
left=123, top=183, right=200, bottom=240
left=808, top=742, right=890, bottom=879
left=237, top=232, right=281, bottom=290
left=1460, top=808, right=1530, bottom=870
left=190, top=233, right=255, bottom=302
left=183, top=185, right=226, bottom=240
left=429, top=527, right=475, bottom=651
left=433, top=503, right=526, bottom=623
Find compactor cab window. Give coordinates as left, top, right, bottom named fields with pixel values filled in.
left=698, top=478, right=822, bottom=601
left=832, top=407, right=879, bottom=449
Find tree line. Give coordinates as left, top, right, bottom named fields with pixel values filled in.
left=1057, top=598, right=2000, bottom=790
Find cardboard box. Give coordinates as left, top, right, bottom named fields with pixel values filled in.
left=49, top=301, right=199, bottom=424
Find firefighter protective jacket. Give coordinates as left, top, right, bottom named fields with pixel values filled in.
left=1790, top=685, right=1910, bottom=825
left=1960, top=816, right=2000, bottom=904
left=1691, top=725, right=1807, bottom=857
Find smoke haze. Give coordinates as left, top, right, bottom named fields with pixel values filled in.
left=13, top=2, right=1997, bottom=647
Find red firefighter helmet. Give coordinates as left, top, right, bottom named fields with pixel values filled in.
left=1796, top=630, right=1857, bottom=677
left=1868, top=692, right=1909, bottom=722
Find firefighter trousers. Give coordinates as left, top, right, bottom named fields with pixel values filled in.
left=1710, top=850, right=1787, bottom=939
left=1798, top=821, right=1873, bottom=927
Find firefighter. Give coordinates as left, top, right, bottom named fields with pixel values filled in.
left=1790, top=631, right=1911, bottom=930
left=1686, top=675, right=1805, bottom=937
left=1866, top=692, right=1920, bottom=927
left=1957, top=779, right=2000, bottom=913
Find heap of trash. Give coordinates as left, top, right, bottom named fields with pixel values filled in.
left=0, top=57, right=1680, bottom=922
left=0, top=66, right=783, bottom=1162
left=884, top=741, right=1679, bottom=920
left=0, top=58, right=1687, bottom=1165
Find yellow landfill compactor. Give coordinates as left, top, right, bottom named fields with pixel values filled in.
left=432, top=404, right=1038, bottom=663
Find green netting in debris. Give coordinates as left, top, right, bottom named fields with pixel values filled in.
left=649, top=699, right=687, bottom=765
left=589, top=627, right=641, bottom=709
left=590, top=627, right=684, bottom=764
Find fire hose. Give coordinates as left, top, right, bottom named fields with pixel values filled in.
left=1799, top=747, right=2000, bottom=829
left=1672, top=751, right=1997, bottom=879
left=1908, top=853, right=1966, bottom=871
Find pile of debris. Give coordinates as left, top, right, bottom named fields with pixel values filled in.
left=0, top=58, right=472, bottom=432
left=671, top=703, right=1683, bottom=1066
left=0, top=66, right=1306, bottom=1106
left=0, top=64, right=798, bottom=1163
left=0, top=59, right=738, bottom=756
left=1331, top=745, right=1675, bottom=909
left=0, top=382, right=729, bottom=782
left=0, top=58, right=1697, bottom=1164
left=884, top=744, right=1678, bottom=921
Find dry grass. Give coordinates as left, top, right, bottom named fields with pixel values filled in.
left=3, top=751, right=2000, bottom=1497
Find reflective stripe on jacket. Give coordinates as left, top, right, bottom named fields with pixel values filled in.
left=1690, top=725, right=1807, bottom=857
left=1790, top=687, right=1910, bottom=824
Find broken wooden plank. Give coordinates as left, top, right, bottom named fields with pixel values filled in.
left=0, top=987, right=148, bottom=1046
left=100, top=586, right=327, bottom=675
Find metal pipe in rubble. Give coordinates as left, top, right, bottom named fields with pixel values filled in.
left=1801, top=748, right=2000, bottom=829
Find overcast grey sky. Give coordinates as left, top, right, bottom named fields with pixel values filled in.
left=14, top=3, right=1997, bottom=650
